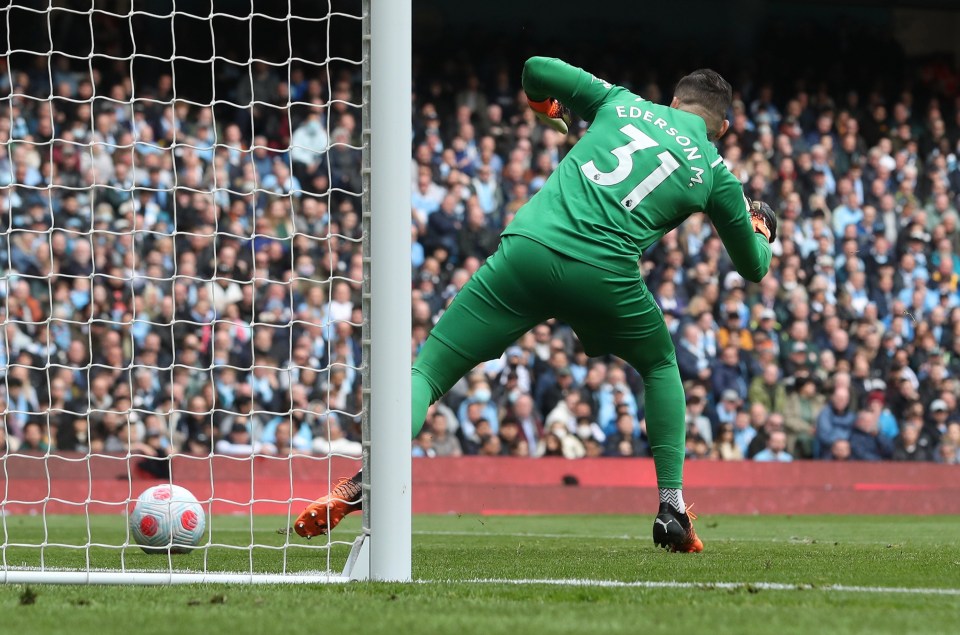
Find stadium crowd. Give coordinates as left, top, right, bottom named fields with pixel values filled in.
left=3, top=18, right=960, bottom=467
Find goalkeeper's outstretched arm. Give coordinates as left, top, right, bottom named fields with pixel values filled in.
left=705, top=167, right=773, bottom=284
left=522, top=56, right=616, bottom=125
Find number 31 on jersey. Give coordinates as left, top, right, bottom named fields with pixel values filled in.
left=580, top=124, right=680, bottom=210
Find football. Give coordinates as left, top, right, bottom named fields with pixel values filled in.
left=129, top=484, right=206, bottom=554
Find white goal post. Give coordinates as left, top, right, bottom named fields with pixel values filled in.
left=366, top=0, right=412, bottom=583
left=0, top=0, right=410, bottom=584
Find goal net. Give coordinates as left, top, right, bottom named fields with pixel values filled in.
left=0, top=0, right=410, bottom=584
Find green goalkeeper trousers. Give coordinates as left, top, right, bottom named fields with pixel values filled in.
left=411, top=235, right=686, bottom=489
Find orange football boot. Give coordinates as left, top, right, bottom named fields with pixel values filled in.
left=294, top=477, right=362, bottom=538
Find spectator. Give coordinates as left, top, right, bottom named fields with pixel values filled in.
left=260, top=161, right=302, bottom=198
left=540, top=366, right=577, bottom=422
left=498, top=417, right=526, bottom=456
left=676, top=323, right=711, bottom=382
left=782, top=376, right=824, bottom=458
left=683, top=384, right=713, bottom=445
left=17, top=421, right=49, bottom=453
left=510, top=393, right=543, bottom=451
left=603, top=413, right=646, bottom=457
left=892, top=423, right=934, bottom=462
left=686, top=433, right=712, bottom=460
left=752, top=431, right=793, bottom=462
left=471, top=164, right=501, bottom=217
left=926, top=399, right=952, bottom=445
left=424, top=194, right=462, bottom=261
left=545, top=390, right=581, bottom=434
left=459, top=418, right=491, bottom=455
left=747, top=363, right=787, bottom=414
left=538, top=432, right=565, bottom=457
left=458, top=379, right=499, bottom=437
left=58, top=417, right=90, bottom=453
left=494, top=346, right=533, bottom=398
left=327, top=125, right=361, bottom=191
left=937, top=441, right=958, bottom=465
left=717, top=307, right=754, bottom=351
left=477, top=434, right=503, bottom=456
left=0, top=425, right=20, bottom=454
left=745, top=408, right=777, bottom=458
left=712, top=423, right=743, bottom=461
left=576, top=361, right=605, bottom=418
left=936, top=422, right=960, bottom=463
left=863, top=385, right=899, bottom=441
left=457, top=201, right=499, bottom=261
left=133, top=430, right=171, bottom=478
left=183, top=431, right=213, bottom=457
left=815, top=387, right=856, bottom=458
left=829, top=439, right=852, bottom=461
left=848, top=410, right=894, bottom=461
left=573, top=405, right=606, bottom=447
left=713, top=389, right=743, bottom=429
left=412, top=430, right=436, bottom=457
left=311, top=417, right=362, bottom=458
left=537, top=421, right=584, bottom=458
left=412, top=169, right=446, bottom=220
left=5, top=376, right=39, bottom=438
left=596, top=366, right=638, bottom=434
left=215, top=421, right=262, bottom=456
left=262, top=417, right=312, bottom=455
left=289, top=103, right=328, bottom=182
left=711, top=346, right=749, bottom=402
left=426, top=412, right=463, bottom=457
left=731, top=410, right=756, bottom=457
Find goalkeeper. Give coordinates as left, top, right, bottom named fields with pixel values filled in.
left=296, top=57, right=774, bottom=552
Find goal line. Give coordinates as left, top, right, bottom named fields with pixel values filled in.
left=1, top=568, right=348, bottom=585
left=10, top=572, right=952, bottom=595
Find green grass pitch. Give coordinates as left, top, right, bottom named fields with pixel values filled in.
left=2, top=514, right=959, bottom=635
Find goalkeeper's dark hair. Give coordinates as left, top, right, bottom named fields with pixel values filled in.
left=673, top=69, right=732, bottom=141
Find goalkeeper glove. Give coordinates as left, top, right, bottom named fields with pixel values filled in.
left=748, top=199, right=777, bottom=243
left=527, top=97, right=570, bottom=135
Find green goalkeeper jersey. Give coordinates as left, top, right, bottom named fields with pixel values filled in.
left=503, top=56, right=771, bottom=281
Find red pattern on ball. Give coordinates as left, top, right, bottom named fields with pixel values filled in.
left=181, top=510, right=198, bottom=531
left=152, top=487, right=172, bottom=501
left=139, top=515, right=159, bottom=537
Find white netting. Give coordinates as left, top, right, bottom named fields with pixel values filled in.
left=0, top=0, right=366, bottom=582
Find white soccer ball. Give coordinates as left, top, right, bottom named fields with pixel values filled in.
left=129, top=484, right=206, bottom=554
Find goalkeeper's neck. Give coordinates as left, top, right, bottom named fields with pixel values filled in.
left=670, top=98, right=728, bottom=142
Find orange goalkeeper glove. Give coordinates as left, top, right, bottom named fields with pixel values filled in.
left=527, top=97, right=570, bottom=135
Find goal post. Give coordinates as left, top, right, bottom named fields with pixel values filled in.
left=366, top=0, right=412, bottom=583
left=0, top=0, right=411, bottom=585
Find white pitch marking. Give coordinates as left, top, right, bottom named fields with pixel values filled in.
left=443, top=578, right=960, bottom=597
left=412, top=530, right=900, bottom=546
left=415, top=530, right=635, bottom=540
